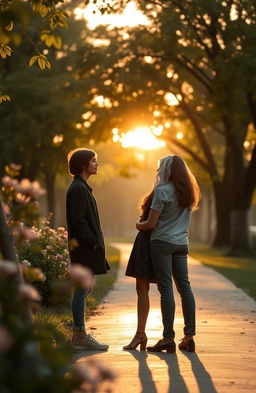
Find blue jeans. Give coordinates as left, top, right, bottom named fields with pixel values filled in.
left=71, top=287, right=91, bottom=329
left=151, top=239, right=196, bottom=339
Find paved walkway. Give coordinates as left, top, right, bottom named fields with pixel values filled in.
left=73, top=243, right=256, bottom=393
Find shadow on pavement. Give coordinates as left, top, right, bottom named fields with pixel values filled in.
left=180, top=352, right=218, bottom=393
left=149, top=352, right=189, bottom=393
left=125, top=350, right=157, bottom=393
left=71, top=349, right=109, bottom=362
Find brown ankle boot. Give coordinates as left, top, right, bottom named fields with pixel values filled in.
left=178, top=337, right=195, bottom=352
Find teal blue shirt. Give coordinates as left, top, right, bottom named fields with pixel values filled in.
left=150, top=183, right=191, bottom=245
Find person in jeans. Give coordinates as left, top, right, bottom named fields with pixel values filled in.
left=66, top=148, right=110, bottom=350
left=135, top=155, right=200, bottom=353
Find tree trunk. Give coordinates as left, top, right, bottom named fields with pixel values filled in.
left=44, top=172, right=56, bottom=227
left=212, top=182, right=231, bottom=247
left=228, top=132, right=253, bottom=251
left=230, top=209, right=252, bottom=250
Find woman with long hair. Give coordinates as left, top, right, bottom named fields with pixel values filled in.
left=124, top=154, right=200, bottom=353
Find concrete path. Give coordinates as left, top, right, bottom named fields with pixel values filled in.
left=73, top=243, right=256, bottom=393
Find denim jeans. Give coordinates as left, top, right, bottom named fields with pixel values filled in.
left=151, top=239, right=196, bottom=339
left=71, top=287, right=91, bottom=329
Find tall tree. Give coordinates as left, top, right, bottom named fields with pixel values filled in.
left=0, top=15, right=92, bottom=225
left=76, top=0, right=256, bottom=250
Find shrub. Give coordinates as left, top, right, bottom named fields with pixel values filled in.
left=0, top=261, right=116, bottom=393
left=18, top=218, right=70, bottom=305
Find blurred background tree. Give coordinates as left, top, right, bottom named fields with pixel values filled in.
left=74, top=0, right=256, bottom=251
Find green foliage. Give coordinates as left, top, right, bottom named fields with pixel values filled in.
left=0, top=261, right=116, bottom=393
left=0, top=0, right=113, bottom=80
left=0, top=166, right=70, bottom=304
left=0, top=265, right=75, bottom=393
left=0, top=14, right=92, bottom=211
left=190, top=242, right=256, bottom=299
left=1, top=163, right=43, bottom=239
left=0, top=92, right=10, bottom=103
left=29, top=54, right=51, bottom=69
left=74, top=0, right=256, bottom=248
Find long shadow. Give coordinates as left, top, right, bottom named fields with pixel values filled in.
left=180, top=352, right=218, bottom=393
left=125, top=350, right=158, bottom=393
left=71, top=349, right=108, bottom=362
left=149, top=352, right=189, bottom=393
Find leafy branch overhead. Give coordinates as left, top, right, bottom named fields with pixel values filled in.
left=29, top=54, right=51, bottom=70
left=0, top=0, right=70, bottom=72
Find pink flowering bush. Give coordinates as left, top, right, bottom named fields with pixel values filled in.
left=1, top=164, right=44, bottom=235
left=18, top=218, right=70, bottom=304
left=1, top=164, right=70, bottom=304
left=0, top=261, right=116, bottom=393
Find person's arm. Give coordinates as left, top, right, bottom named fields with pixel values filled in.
left=69, top=186, right=98, bottom=248
left=136, top=209, right=160, bottom=230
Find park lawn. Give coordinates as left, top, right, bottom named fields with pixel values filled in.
left=34, top=244, right=120, bottom=347
left=190, top=243, right=256, bottom=300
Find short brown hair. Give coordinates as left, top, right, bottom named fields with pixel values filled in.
left=67, top=148, right=96, bottom=176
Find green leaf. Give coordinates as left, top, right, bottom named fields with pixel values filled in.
left=29, top=56, right=39, bottom=66
left=38, top=57, right=46, bottom=70
left=5, top=21, right=14, bottom=31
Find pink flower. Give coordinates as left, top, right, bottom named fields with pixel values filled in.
left=0, top=260, right=18, bottom=276
left=15, top=192, right=29, bottom=204
left=18, top=283, right=41, bottom=302
left=21, top=260, right=31, bottom=267
left=29, top=181, right=45, bottom=199
left=1, top=175, right=18, bottom=188
left=14, top=179, right=45, bottom=199
left=69, top=264, right=94, bottom=289
left=33, top=268, right=46, bottom=282
left=12, top=224, right=39, bottom=240
left=1, top=202, right=10, bottom=216
left=0, top=326, right=13, bottom=351
left=71, top=363, right=96, bottom=386
left=89, top=359, right=117, bottom=381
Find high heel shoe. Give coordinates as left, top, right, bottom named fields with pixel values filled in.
left=178, top=337, right=195, bottom=352
left=123, top=333, right=148, bottom=351
left=147, top=339, right=176, bottom=353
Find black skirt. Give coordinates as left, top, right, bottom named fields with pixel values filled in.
left=125, top=230, right=156, bottom=283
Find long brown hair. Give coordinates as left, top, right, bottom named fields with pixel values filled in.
left=140, top=155, right=200, bottom=216
left=169, top=156, right=200, bottom=211
left=140, top=190, right=154, bottom=220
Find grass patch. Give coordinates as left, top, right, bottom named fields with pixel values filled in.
left=190, top=242, right=256, bottom=300
left=34, top=244, right=120, bottom=347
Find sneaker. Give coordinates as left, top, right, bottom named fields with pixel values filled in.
left=72, top=332, right=109, bottom=351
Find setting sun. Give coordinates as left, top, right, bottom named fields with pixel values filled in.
left=112, top=126, right=166, bottom=150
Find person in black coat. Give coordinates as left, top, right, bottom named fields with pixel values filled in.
left=66, top=148, right=109, bottom=350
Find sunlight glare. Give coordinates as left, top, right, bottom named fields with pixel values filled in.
left=113, top=126, right=166, bottom=150
left=74, top=1, right=150, bottom=30
left=164, top=92, right=180, bottom=106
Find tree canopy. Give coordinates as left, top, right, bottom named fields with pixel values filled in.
left=75, top=0, right=256, bottom=249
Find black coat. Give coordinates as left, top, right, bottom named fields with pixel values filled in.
left=66, top=175, right=110, bottom=274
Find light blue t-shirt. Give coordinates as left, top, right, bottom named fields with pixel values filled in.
left=150, top=183, right=191, bottom=245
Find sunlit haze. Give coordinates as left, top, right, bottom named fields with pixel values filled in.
left=112, top=126, right=166, bottom=150
left=74, top=2, right=150, bottom=29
